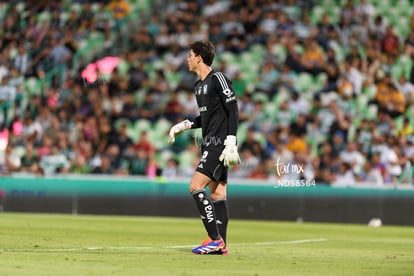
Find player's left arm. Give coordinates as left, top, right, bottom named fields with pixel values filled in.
left=213, top=72, right=239, bottom=134
left=213, top=72, right=241, bottom=166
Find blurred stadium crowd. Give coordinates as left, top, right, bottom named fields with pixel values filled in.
left=1, top=0, right=414, bottom=185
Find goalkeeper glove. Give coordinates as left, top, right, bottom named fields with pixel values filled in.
left=219, top=135, right=241, bottom=167
left=168, top=119, right=193, bottom=144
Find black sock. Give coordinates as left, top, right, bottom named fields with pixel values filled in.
left=213, top=200, right=229, bottom=243
left=191, top=189, right=220, bottom=240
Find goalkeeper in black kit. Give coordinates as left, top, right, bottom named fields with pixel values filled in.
left=168, top=41, right=241, bottom=255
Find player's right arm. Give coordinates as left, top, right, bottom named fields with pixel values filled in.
left=168, top=117, right=200, bottom=144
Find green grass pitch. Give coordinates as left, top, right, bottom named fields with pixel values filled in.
left=0, top=213, right=413, bottom=276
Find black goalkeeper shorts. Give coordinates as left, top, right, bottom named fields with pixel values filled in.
left=195, top=147, right=228, bottom=183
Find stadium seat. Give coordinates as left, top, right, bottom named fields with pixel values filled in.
left=406, top=101, right=414, bottom=114
left=177, top=150, right=196, bottom=169
left=330, top=43, right=345, bottom=63
left=134, top=89, right=147, bottom=106
left=362, top=84, right=377, bottom=100
left=364, top=104, right=378, bottom=120
left=114, top=118, right=132, bottom=130
left=264, top=102, right=278, bottom=121
left=272, top=44, right=287, bottom=64
left=131, top=118, right=152, bottom=143
left=253, top=131, right=266, bottom=147
left=165, top=71, right=182, bottom=91
left=295, top=72, right=314, bottom=93
left=310, top=6, right=325, bottom=25
left=24, top=77, right=42, bottom=96
left=252, top=92, right=269, bottom=103
left=59, top=11, right=70, bottom=24
left=393, top=17, right=411, bottom=40
left=272, top=87, right=291, bottom=107
left=0, top=2, right=9, bottom=18
left=356, top=93, right=369, bottom=113
left=391, top=62, right=404, bottom=82
left=15, top=2, right=25, bottom=13
left=306, top=135, right=319, bottom=158
left=148, top=128, right=169, bottom=150
left=70, top=3, right=82, bottom=13
left=153, top=118, right=172, bottom=138
left=236, top=121, right=249, bottom=145
left=155, top=149, right=176, bottom=169
left=116, top=59, right=130, bottom=77
left=393, top=116, right=404, bottom=132
left=314, top=73, right=327, bottom=93
left=250, top=44, right=266, bottom=59
left=221, top=51, right=238, bottom=65
left=37, top=11, right=51, bottom=23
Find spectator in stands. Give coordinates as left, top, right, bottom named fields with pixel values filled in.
left=381, top=26, right=400, bottom=57
left=39, top=145, right=70, bottom=175
left=332, top=162, right=356, bottom=186
left=4, top=145, right=20, bottom=173
left=230, top=148, right=259, bottom=179
left=313, top=13, right=339, bottom=51
left=358, top=157, right=384, bottom=185
left=112, top=123, right=134, bottom=158
left=301, top=38, right=325, bottom=75
left=0, top=77, right=16, bottom=126
left=163, top=90, right=183, bottom=123
left=162, top=158, right=180, bottom=179
left=139, top=93, right=159, bottom=123
left=248, top=162, right=269, bottom=179
left=14, top=44, right=31, bottom=77
left=179, top=90, right=199, bottom=120
left=134, top=131, right=154, bottom=156
left=107, top=0, right=131, bottom=22
left=70, top=154, right=92, bottom=174
left=369, top=15, right=387, bottom=39
left=314, top=141, right=339, bottom=185
left=275, top=100, right=296, bottom=129
left=91, top=154, right=115, bottom=175
left=339, top=141, right=365, bottom=175
left=20, top=142, right=41, bottom=175
left=256, top=60, right=279, bottom=95
left=128, top=148, right=149, bottom=176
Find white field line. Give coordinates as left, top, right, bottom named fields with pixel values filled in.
left=0, top=238, right=327, bottom=253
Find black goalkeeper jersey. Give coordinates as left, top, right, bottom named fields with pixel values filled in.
left=191, top=70, right=239, bottom=146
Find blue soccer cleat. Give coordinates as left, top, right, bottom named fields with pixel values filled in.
left=192, top=237, right=225, bottom=255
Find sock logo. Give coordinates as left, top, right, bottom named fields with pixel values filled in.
left=204, top=205, right=214, bottom=223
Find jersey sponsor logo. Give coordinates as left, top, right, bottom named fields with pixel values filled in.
left=197, top=86, right=202, bottom=95
left=203, top=84, right=208, bottom=94
left=204, top=205, right=215, bottom=223
left=222, top=88, right=233, bottom=97
left=199, top=106, right=207, bottom=112
left=214, top=72, right=235, bottom=99
left=226, top=96, right=236, bottom=102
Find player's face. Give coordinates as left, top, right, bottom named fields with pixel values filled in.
left=187, top=50, right=199, bottom=72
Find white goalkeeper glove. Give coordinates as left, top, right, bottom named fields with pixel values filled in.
left=219, top=135, right=241, bottom=167
left=168, top=119, right=193, bottom=144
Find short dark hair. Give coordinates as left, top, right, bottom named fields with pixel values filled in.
left=190, top=41, right=215, bottom=66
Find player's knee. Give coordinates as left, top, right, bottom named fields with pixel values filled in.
left=189, top=182, right=203, bottom=193
left=210, top=190, right=226, bottom=201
